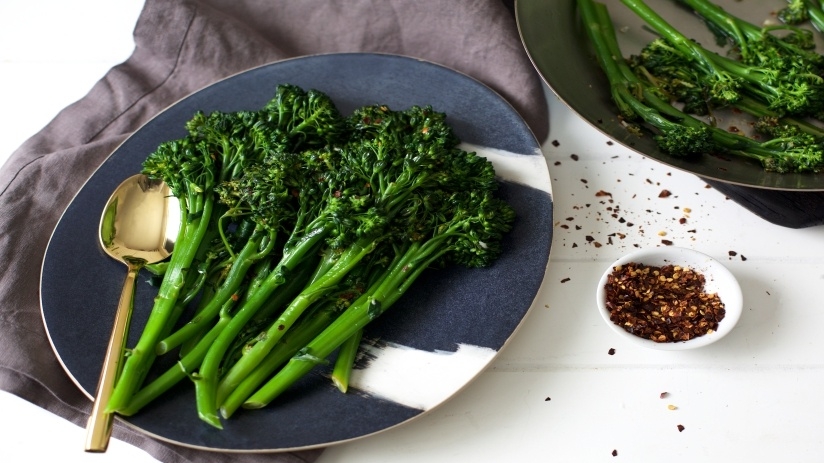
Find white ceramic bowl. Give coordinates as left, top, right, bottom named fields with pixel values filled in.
left=596, top=247, right=743, bottom=351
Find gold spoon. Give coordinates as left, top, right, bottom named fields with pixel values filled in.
left=84, top=173, right=179, bottom=452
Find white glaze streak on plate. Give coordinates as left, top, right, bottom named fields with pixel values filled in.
left=461, top=143, right=551, bottom=193
left=349, top=342, right=497, bottom=411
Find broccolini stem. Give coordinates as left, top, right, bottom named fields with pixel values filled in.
left=117, top=311, right=232, bottom=416
left=243, top=240, right=448, bottom=409
left=193, top=225, right=343, bottom=428
left=156, top=227, right=274, bottom=355
left=248, top=256, right=318, bottom=325
left=206, top=236, right=379, bottom=421
left=331, top=329, right=363, bottom=393
left=218, top=298, right=345, bottom=418
left=733, top=96, right=824, bottom=138
left=807, top=0, right=824, bottom=32
left=621, top=0, right=720, bottom=73
left=106, top=196, right=215, bottom=413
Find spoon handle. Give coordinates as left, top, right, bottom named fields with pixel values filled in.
left=84, top=262, right=141, bottom=452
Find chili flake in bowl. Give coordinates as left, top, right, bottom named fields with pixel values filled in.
left=596, top=247, right=743, bottom=350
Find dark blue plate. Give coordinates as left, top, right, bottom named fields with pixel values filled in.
left=40, top=53, right=553, bottom=452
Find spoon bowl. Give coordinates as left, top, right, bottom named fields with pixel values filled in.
left=84, top=174, right=179, bottom=452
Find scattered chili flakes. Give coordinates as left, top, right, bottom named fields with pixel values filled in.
left=571, top=153, right=579, bottom=161
left=659, top=189, right=672, bottom=198
left=660, top=392, right=668, bottom=399
left=552, top=139, right=560, bottom=147
left=603, top=262, right=726, bottom=342
left=612, top=449, right=618, bottom=457
left=661, top=239, right=673, bottom=245
left=608, top=348, right=616, bottom=355
left=595, top=190, right=612, bottom=197
left=561, top=277, right=571, bottom=283
left=677, top=424, right=685, bottom=432
left=728, top=250, right=738, bottom=257
left=545, top=397, right=552, bottom=401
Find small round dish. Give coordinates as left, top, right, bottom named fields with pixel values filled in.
left=596, top=247, right=743, bottom=351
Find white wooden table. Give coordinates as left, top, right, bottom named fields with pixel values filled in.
left=3, top=1, right=824, bottom=462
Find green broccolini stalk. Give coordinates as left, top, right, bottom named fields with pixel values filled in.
left=116, top=257, right=317, bottom=416
left=804, top=0, right=824, bottom=33
left=218, top=250, right=386, bottom=418
left=331, top=328, right=363, bottom=393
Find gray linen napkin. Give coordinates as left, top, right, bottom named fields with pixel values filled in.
left=0, top=0, right=547, bottom=461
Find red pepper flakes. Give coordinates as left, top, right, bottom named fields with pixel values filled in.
left=659, top=189, right=672, bottom=198
left=677, top=424, right=685, bottom=432
left=612, top=449, right=618, bottom=456
left=603, top=262, right=726, bottom=343
left=608, top=348, right=616, bottom=355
